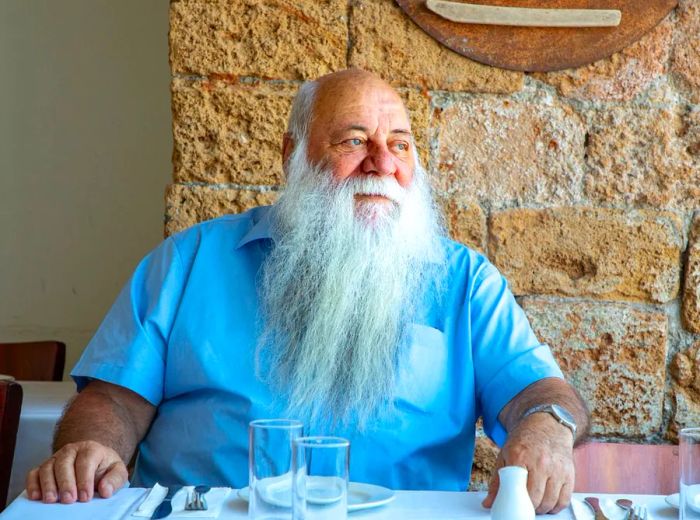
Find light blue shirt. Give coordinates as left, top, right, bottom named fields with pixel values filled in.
left=72, top=205, right=563, bottom=491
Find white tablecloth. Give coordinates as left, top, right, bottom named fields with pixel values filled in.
left=0, top=490, right=679, bottom=520
left=7, top=381, right=76, bottom=506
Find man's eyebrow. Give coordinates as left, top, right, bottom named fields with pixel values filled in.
left=332, top=125, right=413, bottom=138
left=338, top=125, right=413, bottom=135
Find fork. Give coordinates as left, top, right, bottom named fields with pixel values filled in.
left=628, top=505, right=649, bottom=520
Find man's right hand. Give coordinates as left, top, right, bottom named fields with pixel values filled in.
left=26, top=440, right=128, bottom=503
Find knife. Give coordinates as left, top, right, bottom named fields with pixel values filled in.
left=584, top=496, right=610, bottom=520
left=425, top=0, right=622, bottom=28
left=151, top=485, right=183, bottom=519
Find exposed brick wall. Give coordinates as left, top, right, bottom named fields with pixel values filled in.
left=167, top=0, right=700, bottom=490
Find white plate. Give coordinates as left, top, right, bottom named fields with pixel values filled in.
left=238, top=482, right=395, bottom=512
left=668, top=487, right=700, bottom=513
left=666, top=493, right=680, bottom=509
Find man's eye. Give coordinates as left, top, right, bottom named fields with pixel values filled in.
left=394, top=142, right=409, bottom=151
left=345, top=138, right=364, bottom=146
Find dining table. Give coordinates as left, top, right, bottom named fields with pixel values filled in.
left=0, top=489, right=680, bottom=519
left=7, top=380, right=76, bottom=506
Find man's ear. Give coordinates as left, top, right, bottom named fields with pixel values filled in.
left=282, top=133, right=295, bottom=173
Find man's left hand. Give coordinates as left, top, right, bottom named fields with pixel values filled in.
left=481, top=413, right=575, bottom=514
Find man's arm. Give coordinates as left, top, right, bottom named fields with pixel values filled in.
left=26, top=380, right=156, bottom=504
left=482, top=377, right=590, bottom=514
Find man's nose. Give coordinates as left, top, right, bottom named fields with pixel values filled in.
left=362, top=144, right=396, bottom=176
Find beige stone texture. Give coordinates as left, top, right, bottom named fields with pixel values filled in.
left=434, top=96, right=586, bottom=210
left=671, top=342, right=700, bottom=437
left=398, top=88, right=432, bottom=168
left=584, top=106, right=700, bottom=210
left=165, top=184, right=278, bottom=236
left=441, top=198, right=486, bottom=253
left=489, top=208, right=683, bottom=303
left=469, top=436, right=498, bottom=491
left=533, top=17, right=673, bottom=102
left=671, top=0, right=700, bottom=103
left=172, top=78, right=297, bottom=185
left=522, top=298, right=668, bottom=437
left=169, top=0, right=347, bottom=79
left=349, top=0, right=523, bottom=93
left=682, top=214, right=700, bottom=333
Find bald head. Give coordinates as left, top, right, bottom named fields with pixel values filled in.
left=312, top=68, right=404, bottom=115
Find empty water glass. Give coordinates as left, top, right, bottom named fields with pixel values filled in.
left=681, top=427, right=700, bottom=520
left=249, top=419, right=304, bottom=520
left=292, top=436, right=349, bottom=520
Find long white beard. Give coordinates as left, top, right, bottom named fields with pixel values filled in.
left=257, top=140, right=446, bottom=429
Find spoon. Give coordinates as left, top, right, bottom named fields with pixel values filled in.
left=616, top=498, right=633, bottom=515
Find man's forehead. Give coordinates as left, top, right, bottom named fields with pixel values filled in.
left=313, top=80, right=411, bottom=131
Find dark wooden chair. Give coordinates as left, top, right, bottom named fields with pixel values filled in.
left=0, top=381, right=23, bottom=511
left=574, top=441, right=679, bottom=494
left=0, top=341, right=66, bottom=381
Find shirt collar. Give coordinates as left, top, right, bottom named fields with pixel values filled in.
left=236, top=205, right=275, bottom=249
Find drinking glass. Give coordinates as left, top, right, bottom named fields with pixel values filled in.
left=681, top=427, right=700, bottom=519
left=249, top=419, right=304, bottom=520
left=292, top=436, right=349, bottom=520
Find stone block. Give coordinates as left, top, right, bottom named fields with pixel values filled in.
left=172, top=78, right=297, bottom=185
left=349, top=0, right=523, bottom=93
left=169, top=0, right=347, bottom=78
left=682, top=214, right=700, bottom=333
left=165, top=184, right=278, bottom=236
left=521, top=298, right=668, bottom=437
left=441, top=198, right=486, bottom=253
left=398, top=88, right=433, bottom=168
left=469, top=435, right=498, bottom=491
left=584, top=106, right=699, bottom=209
left=433, top=96, right=586, bottom=209
left=533, top=16, right=672, bottom=102
left=489, top=208, right=683, bottom=303
left=672, top=0, right=700, bottom=103
left=671, top=342, right=700, bottom=437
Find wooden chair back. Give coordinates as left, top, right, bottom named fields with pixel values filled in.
left=0, top=381, right=22, bottom=511
left=0, top=341, right=66, bottom=381
left=574, top=441, right=679, bottom=494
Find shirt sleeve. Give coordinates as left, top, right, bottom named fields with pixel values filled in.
left=71, top=237, right=188, bottom=406
left=470, top=261, right=563, bottom=447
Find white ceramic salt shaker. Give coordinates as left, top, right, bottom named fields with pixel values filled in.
left=490, top=466, right=535, bottom=520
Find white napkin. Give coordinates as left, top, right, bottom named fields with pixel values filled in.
left=132, top=483, right=231, bottom=518
left=570, top=497, right=629, bottom=520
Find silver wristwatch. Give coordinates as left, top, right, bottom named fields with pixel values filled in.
left=521, top=404, right=577, bottom=438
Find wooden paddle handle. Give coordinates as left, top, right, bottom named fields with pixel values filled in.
left=425, top=0, right=622, bottom=27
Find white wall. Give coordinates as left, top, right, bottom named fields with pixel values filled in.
left=0, top=0, right=172, bottom=377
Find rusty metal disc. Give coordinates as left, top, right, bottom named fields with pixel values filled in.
left=395, top=0, right=677, bottom=71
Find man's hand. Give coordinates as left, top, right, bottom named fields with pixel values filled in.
left=481, top=413, right=575, bottom=514
left=24, top=380, right=155, bottom=503
left=26, top=440, right=128, bottom=503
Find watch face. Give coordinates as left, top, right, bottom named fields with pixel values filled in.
left=551, top=404, right=575, bottom=426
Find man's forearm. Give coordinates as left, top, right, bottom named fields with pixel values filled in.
left=498, top=377, right=590, bottom=445
left=53, top=381, right=156, bottom=463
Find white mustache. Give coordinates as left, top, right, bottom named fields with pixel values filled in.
left=344, top=176, right=407, bottom=204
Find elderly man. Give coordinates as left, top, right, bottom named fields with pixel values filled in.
left=27, top=68, right=588, bottom=514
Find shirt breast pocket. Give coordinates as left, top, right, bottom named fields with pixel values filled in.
left=394, top=323, right=448, bottom=414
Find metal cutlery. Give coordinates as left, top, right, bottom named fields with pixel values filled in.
left=185, top=485, right=211, bottom=511
left=584, top=496, right=610, bottom=520
left=151, top=485, right=183, bottom=519
left=629, top=505, right=649, bottom=520
left=616, top=498, right=633, bottom=517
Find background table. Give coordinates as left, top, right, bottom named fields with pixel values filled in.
left=7, top=381, right=76, bottom=506
left=0, top=490, right=680, bottom=520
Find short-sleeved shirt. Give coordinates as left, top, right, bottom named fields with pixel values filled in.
left=72, top=205, right=563, bottom=491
